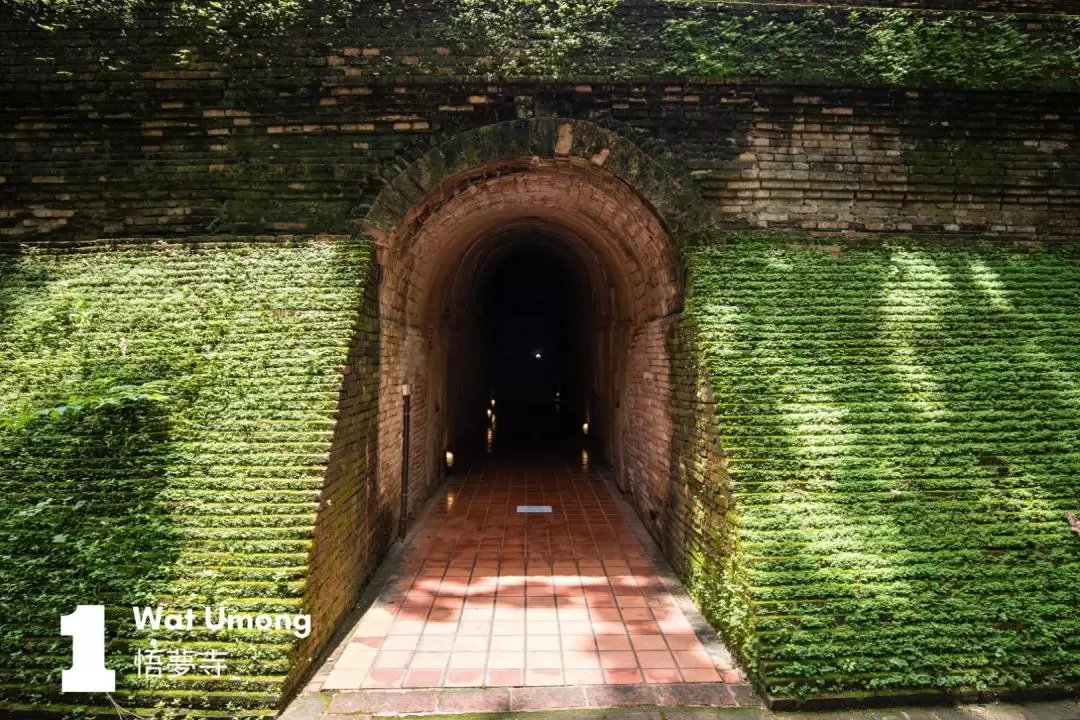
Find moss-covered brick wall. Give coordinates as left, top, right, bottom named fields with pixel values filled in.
left=3, top=5, right=1079, bottom=245
left=676, top=237, right=1080, bottom=706
left=5, top=1, right=1080, bottom=86
left=0, top=237, right=381, bottom=716
left=4, top=0, right=1080, bottom=714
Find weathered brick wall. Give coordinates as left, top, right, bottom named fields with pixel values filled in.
left=376, top=303, right=440, bottom=527
left=621, top=317, right=676, bottom=541
left=3, top=80, right=1077, bottom=244
left=698, top=88, right=1079, bottom=238
left=4, top=1, right=1080, bottom=713
left=2, top=4, right=1079, bottom=243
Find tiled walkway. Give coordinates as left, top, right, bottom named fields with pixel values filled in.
left=310, top=450, right=746, bottom=697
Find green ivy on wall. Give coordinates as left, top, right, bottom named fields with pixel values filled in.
left=0, top=240, right=370, bottom=715
left=661, top=6, right=1080, bottom=89
left=684, top=239, right=1080, bottom=701
left=437, top=0, right=622, bottom=78
left=7, top=0, right=1080, bottom=90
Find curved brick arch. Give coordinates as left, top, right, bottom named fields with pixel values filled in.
left=385, top=162, right=680, bottom=331
left=363, top=118, right=712, bottom=244
left=369, top=123, right=693, bottom=563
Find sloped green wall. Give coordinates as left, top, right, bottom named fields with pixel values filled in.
left=7, top=232, right=1080, bottom=713
left=0, top=238, right=371, bottom=715
left=684, top=239, right=1080, bottom=703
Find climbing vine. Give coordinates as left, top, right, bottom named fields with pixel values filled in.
left=436, top=0, right=622, bottom=78
left=659, top=6, right=1080, bottom=89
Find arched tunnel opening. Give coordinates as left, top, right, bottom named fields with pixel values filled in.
left=309, top=158, right=734, bottom=694
left=447, top=234, right=596, bottom=465
left=376, top=161, right=681, bottom=529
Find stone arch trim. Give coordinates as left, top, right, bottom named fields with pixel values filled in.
left=362, top=118, right=713, bottom=245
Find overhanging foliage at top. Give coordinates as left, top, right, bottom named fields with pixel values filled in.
left=4, top=0, right=1080, bottom=90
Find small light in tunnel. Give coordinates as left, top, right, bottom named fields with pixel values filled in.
left=582, top=422, right=589, bottom=435
left=581, top=449, right=590, bottom=469
left=445, top=451, right=454, bottom=468
left=555, top=391, right=560, bottom=399
left=490, top=398, right=496, bottom=407
left=486, top=408, right=492, bottom=418
left=534, top=351, right=542, bottom=359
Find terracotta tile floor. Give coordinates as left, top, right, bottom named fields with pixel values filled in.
left=317, top=451, right=738, bottom=691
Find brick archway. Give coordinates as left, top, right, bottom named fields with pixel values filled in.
left=368, top=119, right=693, bottom=535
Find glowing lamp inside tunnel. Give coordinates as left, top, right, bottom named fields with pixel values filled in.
left=445, top=451, right=454, bottom=468
left=534, top=351, right=542, bottom=359
left=582, top=422, right=589, bottom=435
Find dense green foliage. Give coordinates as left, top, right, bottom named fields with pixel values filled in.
left=685, top=240, right=1080, bottom=701
left=0, top=241, right=369, bottom=714
left=662, top=7, right=1080, bottom=89
left=438, top=0, right=622, bottom=78
left=7, top=0, right=1080, bottom=90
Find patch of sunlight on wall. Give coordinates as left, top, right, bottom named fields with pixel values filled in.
left=881, top=250, right=950, bottom=419
left=968, top=258, right=1014, bottom=312
left=701, top=303, right=743, bottom=361
left=776, top=399, right=900, bottom=557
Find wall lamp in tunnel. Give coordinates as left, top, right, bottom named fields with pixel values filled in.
left=445, top=450, right=454, bottom=469
left=534, top=351, right=542, bottom=359
left=582, top=422, right=589, bottom=435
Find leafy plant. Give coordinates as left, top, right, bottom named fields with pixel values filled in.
left=7, top=0, right=1079, bottom=89
left=1, top=380, right=171, bottom=432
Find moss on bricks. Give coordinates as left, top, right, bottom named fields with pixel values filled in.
left=7, top=1, right=1080, bottom=90
left=684, top=237, right=1080, bottom=703
left=0, top=238, right=373, bottom=715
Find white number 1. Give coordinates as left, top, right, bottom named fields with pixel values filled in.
left=60, top=605, right=116, bottom=692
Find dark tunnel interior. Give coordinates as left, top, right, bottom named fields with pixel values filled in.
left=447, top=239, right=595, bottom=464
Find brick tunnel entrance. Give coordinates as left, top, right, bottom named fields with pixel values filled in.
left=375, top=158, right=683, bottom=517
left=293, top=156, right=750, bottom=701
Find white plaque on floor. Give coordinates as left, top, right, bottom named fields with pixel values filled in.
left=516, top=505, right=552, bottom=513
